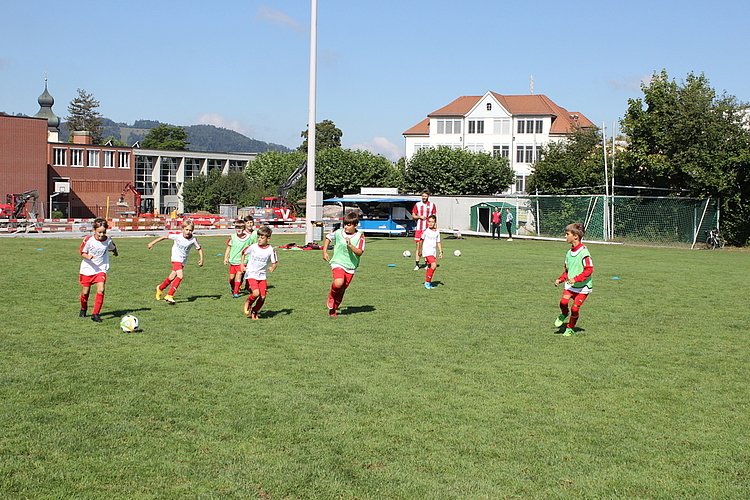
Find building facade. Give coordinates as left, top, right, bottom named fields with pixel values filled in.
left=403, top=92, right=594, bottom=193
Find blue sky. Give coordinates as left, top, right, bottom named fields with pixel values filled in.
left=2, top=1, right=749, bottom=161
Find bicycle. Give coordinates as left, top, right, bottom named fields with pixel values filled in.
left=704, top=228, right=725, bottom=250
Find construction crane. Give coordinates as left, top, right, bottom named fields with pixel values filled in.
left=116, top=183, right=154, bottom=216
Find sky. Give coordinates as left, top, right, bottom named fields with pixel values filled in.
left=2, top=0, right=750, bottom=161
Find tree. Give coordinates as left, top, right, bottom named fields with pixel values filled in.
left=141, top=124, right=189, bottom=150
left=619, top=70, right=750, bottom=244
left=66, top=88, right=103, bottom=144
left=404, top=146, right=514, bottom=195
left=298, top=119, right=342, bottom=153
left=526, top=127, right=604, bottom=194
left=316, top=148, right=403, bottom=197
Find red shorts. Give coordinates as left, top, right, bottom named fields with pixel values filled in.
left=425, top=255, right=437, bottom=265
left=79, top=273, right=107, bottom=286
left=331, top=267, right=355, bottom=287
left=171, top=261, right=184, bottom=271
left=229, top=264, right=243, bottom=275
left=246, top=278, right=268, bottom=295
left=413, top=229, right=424, bottom=242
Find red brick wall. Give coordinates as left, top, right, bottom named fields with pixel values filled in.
left=0, top=115, right=49, bottom=207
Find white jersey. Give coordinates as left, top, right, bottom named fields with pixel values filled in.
left=242, top=243, right=277, bottom=280
left=79, top=235, right=116, bottom=275
left=420, top=227, right=441, bottom=258
left=169, top=232, right=201, bottom=264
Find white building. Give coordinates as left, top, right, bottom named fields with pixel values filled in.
left=403, top=92, right=594, bottom=193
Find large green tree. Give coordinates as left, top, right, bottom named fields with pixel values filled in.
left=65, top=88, right=103, bottom=144
left=526, top=127, right=604, bottom=194
left=141, top=124, right=189, bottom=150
left=298, top=119, right=342, bottom=153
left=619, top=70, right=750, bottom=244
left=405, top=146, right=514, bottom=195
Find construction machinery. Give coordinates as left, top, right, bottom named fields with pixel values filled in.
left=116, top=183, right=154, bottom=217
left=0, top=190, right=40, bottom=229
left=249, top=160, right=306, bottom=222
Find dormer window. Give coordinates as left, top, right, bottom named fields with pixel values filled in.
left=486, top=103, right=492, bottom=111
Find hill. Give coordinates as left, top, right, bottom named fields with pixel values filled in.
left=59, top=119, right=293, bottom=153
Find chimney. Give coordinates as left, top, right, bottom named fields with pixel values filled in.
left=72, top=131, right=93, bottom=144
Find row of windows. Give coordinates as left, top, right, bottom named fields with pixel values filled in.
left=136, top=156, right=249, bottom=196
left=53, top=148, right=130, bottom=169
left=435, top=119, right=544, bottom=135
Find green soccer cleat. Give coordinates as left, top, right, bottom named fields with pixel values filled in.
left=562, top=328, right=574, bottom=336
left=554, top=314, right=567, bottom=327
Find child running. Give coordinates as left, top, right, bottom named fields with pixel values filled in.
left=224, top=219, right=253, bottom=297
left=148, top=219, right=204, bottom=304
left=421, top=214, right=443, bottom=289
left=554, top=222, right=594, bottom=336
left=240, top=225, right=277, bottom=319
left=78, top=218, right=118, bottom=322
left=322, top=212, right=365, bottom=316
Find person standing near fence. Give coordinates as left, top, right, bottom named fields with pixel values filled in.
left=505, top=208, right=514, bottom=241
left=491, top=206, right=502, bottom=239
left=412, top=189, right=437, bottom=270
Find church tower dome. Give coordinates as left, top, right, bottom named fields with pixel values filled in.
left=33, top=79, right=60, bottom=142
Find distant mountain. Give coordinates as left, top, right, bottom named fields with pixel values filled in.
left=60, top=119, right=293, bottom=153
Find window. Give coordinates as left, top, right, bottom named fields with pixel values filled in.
left=535, top=120, right=543, bottom=134
left=494, top=145, right=510, bottom=158
left=161, top=157, right=179, bottom=196
left=87, top=149, right=100, bottom=167
left=70, top=149, right=83, bottom=167
left=526, top=120, right=535, bottom=134
left=103, top=150, right=115, bottom=168
left=53, top=148, right=67, bottom=166
left=436, top=120, right=461, bottom=134
left=517, top=121, right=525, bottom=134
left=516, top=145, right=539, bottom=163
left=515, top=175, right=526, bottom=193
left=118, top=151, right=130, bottom=169
left=228, top=160, right=247, bottom=172
left=502, top=145, right=510, bottom=158
left=494, top=119, right=511, bottom=135
left=208, top=159, right=224, bottom=173
left=466, top=143, right=484, bottom=152
left=185, top=158, right=202, bottom=179
left=486, top=103, right=492, bottom=111
left=525, top=146, right=534, bottom=163
left=135, top=156, right=155, bottom=195
left=468, top=120, right=484, bottom=134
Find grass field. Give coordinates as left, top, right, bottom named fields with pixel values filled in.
left=2, top=232, right=750, bottom=499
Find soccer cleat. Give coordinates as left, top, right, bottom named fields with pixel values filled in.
left=155, top=287, right=163, bottom=300
left=232, top=294, right=240, bottom=298
left=243, top=300, right=251, bottom=315
left=507, top=238, right=513, bottom=241
left=164, top=295, right=175, bottom=304
left=91, top=314, right=102, bottom=323
left=413, top=264, right=420, bottom=271
left=562, top=328, right=574, bottom=336
left=328, top=308, right=338, bottom=317
left=554, top=314, right=567, bottom=327
left=251, top=312, right=259, bottom=320
left=79, top=309, right=87, bottom=318
left=424, top=282, right=435, bottom=289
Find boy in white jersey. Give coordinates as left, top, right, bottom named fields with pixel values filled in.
left=240, top=225, right=277, bottom=319
left=554, top=222, right=594, bottom=336
left=78, top=218, right=118, bottom=322
left=411, top=189, right=437, bottom=270
left=420, top=214, right=443, bottom=289
left=322, top=212, right=365, bottom=316
left=224, top=220, right=252, bottom=297
left=148, top=220, right=204, bottom=304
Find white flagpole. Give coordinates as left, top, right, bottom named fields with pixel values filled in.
left=305, top=0, right=318, bottom=244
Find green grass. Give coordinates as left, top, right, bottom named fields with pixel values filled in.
left=2, top=233, right=750, bottom=499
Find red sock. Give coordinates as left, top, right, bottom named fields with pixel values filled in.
left=233, top=280, right=241, bottom=295
left=252, top=297, right=265, bottom=313
left=80, top=293, right=89, bottom=310
left=159, top=278, right=171, bottom=291
left=93, top=293, right=105, bottom=315
left=168, top=277, right=182, bottom=296
left=425, top=267, right=435, bottom=282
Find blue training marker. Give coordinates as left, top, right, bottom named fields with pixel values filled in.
left=388, top=264, right=396, bottom=267
left=611, top=277, right=620, bottom=279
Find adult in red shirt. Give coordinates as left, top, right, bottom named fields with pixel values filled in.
left=412, top=189, right=437, bottom=270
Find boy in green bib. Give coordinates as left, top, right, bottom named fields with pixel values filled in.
left=322, top=212, right=365, bottom=316
left=553, top=222, right=594, bottom=336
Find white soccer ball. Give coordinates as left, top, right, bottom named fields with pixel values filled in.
left=403, top=250, right=411, bottom=257
left=454, top=250, right=461, bottom=257
left=120, top=314, right=139, bottom=332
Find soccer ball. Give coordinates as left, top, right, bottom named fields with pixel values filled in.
left=120, top=314, right=139, bottom=332
left=454, top=250, right=462, bottom=257
left=403, top=250, right=411, bottom=257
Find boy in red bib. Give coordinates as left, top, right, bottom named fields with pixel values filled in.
left=322, top=212, right=365, bottom=316
left=554, top=223, right=594, bottom=336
